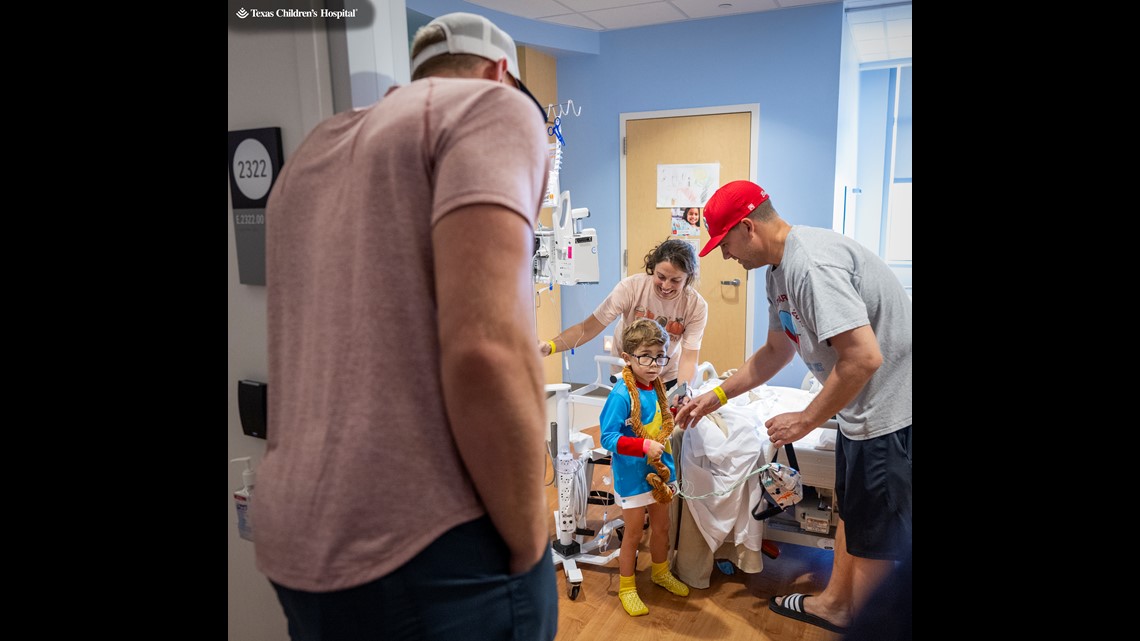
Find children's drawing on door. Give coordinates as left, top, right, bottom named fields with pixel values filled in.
left=656, top=163, right=719, bottom=208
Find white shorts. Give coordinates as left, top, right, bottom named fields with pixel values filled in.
left=616, top=490, right=656, bottom=510
left=616, top=482, right=679, bottom=510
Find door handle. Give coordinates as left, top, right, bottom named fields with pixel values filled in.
left=720, top=279, right=740, bottom=286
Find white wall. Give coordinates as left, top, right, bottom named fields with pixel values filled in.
left=228, top=11, right=335, bottom=641
left=228, top=3, right=410, bottom=638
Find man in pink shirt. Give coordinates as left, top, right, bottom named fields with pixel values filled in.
left=255, top=12, right=556, bottom=640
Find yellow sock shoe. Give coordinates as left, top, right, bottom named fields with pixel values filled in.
left=618, top=574, right=649, bottom=616
left=651, top=561, right=690, bottom=597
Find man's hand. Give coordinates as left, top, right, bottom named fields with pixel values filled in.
left=765, top=411, right=815, bottom=447
left=674, top=390, right=721, bottom=430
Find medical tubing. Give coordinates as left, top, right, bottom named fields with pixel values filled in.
left=550, top=330, right=587, bottom=356
left=676, top=463, right=771, bottom=500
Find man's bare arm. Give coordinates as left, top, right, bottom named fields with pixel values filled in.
left=434, top=205, right=548, bottom=573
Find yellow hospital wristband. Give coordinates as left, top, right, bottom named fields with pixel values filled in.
left=547, top=340, right=558, bottom=355
left=713, top=386, right=728, bottom=406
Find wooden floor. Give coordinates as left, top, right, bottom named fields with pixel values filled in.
left=544, top=426, right=841, bottom=641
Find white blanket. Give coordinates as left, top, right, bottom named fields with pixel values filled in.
left=680, top=381, right=828, bottom=556
left=681, top=399, right=767, bottom=555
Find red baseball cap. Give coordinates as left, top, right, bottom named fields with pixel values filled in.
left=699, top=181, right=770, bottom=257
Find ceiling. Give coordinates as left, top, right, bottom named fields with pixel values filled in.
left=464, top=0, right=912, bottom=64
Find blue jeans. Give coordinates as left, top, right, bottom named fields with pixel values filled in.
left=271, top=515, right=558, bottom=641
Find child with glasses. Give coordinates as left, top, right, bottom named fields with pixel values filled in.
left=598, top=318, right=690, bottom=617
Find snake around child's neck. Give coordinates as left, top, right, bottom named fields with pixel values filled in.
left=622, top=366, right=676, bottom=504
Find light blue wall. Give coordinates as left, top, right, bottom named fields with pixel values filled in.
left=555, top=4, right=844, bottom=387
left=404, top=2, right=850, bottom=388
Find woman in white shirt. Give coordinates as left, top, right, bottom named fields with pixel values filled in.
left=539, top=239, right=708, bottom=390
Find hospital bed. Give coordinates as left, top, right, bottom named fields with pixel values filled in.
left=546, top=357, right=839, bottom=596
left=671, top=365, right=839, bottom=588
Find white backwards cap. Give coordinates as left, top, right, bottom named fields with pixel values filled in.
left=410, top=12, right=547, bottom=123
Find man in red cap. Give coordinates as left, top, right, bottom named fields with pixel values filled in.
left=675, top=180, right=912, bottom=636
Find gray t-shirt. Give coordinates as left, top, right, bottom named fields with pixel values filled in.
left=766, top=226, right=911, bottom=440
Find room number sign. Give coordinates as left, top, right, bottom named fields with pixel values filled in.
left=227, top=127, right=283, bottom=285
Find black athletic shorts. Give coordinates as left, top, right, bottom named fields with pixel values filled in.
left=835, top=425, right=911, bottom=561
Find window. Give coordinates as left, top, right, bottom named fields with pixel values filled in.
left=885, top=180, right=910, bottom=262
left=884, top=65, right=911, bottom=265
left=854, top=63, right=911, bottom=296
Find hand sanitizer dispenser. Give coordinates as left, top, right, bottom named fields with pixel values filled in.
left=231, top=457, right=256, bottom=541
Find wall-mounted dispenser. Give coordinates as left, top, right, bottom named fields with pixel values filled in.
left=230, top=457, right=256, bottom=541
left=238, top=380, right=267, bottom=439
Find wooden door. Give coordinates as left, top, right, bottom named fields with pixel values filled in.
left=624, top=111, right=753, bottom=375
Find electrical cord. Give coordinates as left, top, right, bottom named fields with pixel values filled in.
left=543, top=443, right=556, bottom=487
left=570, top=456, right=588, bottom=523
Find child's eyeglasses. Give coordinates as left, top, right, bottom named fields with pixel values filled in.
left=633, top=354, right=670, bottom=367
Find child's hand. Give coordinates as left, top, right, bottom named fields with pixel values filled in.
left=643, top=439, right=665, bottom=459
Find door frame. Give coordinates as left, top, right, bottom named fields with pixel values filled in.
left=619, top=104, right=760, bottom=356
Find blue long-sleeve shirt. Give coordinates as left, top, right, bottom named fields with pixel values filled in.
left=599, top=383, right=676, bottom=499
